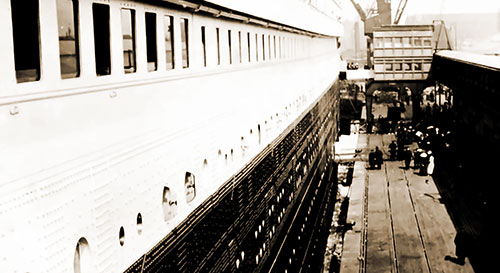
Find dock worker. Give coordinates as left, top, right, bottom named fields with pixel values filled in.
left=374, top=146, right=383, bottom=169
left=419, top=152, right=428, bottom=175
left=403, top=148, right=412, bottom=169
left=389, top=141, right=397, bottom=161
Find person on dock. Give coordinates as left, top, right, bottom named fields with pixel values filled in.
left=427, top=151, right=435, bottom=175
left=403, top=148, right=412, bottom=169
left=389, top=141, right=397, bottom=161
left=446, top=228, right=471, bottom=265
left=374, top=146, right=383, bottom=169
left=419, top=152, right=428, bottom=175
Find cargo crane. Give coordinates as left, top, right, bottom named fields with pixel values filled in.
left=349, top=0, right=410, bottom=67
left=393, top=0, right=409, bottom=24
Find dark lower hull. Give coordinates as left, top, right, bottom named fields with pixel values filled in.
left=125, top=81, right=340, bottom=273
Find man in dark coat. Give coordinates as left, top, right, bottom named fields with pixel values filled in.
left=374, top=146, right=383, bottom=169
left=389, top=141, right=397, bottom=161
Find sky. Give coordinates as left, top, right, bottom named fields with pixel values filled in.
left=342, top=0, right=500, bottom=56
left=344, top=0, right=500, bottom=22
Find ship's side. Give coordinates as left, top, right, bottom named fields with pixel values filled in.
left=0, top=0, right=342, bottom=272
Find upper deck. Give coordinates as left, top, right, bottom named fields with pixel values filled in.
left=168, top=0, right=344, bottom=37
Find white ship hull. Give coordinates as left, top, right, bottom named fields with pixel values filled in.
left=0, top=0, right=343, bottom=272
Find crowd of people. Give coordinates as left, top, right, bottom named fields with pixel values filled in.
left=368, top=115, right=457, bottom=176
left=366, top=85, right=458, bottom=176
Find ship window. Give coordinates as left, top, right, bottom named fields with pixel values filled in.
left=93, top=3, right=111, bottom=76
left=413, top=63, right=422, bottom=71
left=423, top=38, right=432, bottom=47
left=74, top=238, right=90, bottom=273
left=185, top=172, right=196, bottom=203
left=255, top=34, right=259, bottom=61
left=57, top=0, right=80, bottom=79
left=404, top=63, right=411, bottom=71
left=262, top=34, right=266, bottom=60
left=162, top=186, right=177, bottom=221
left=164, top=15, right=174, bottom=70
left=414, top=38, right=422, bottom=47
left=238, top=31, right=242, bottom=63
left=385, top=63, right=393, bottom=71
left=228, top=30, right=232, bottom=64
left=201, top=26, right=206, bottom=67
left=273, top=36, right=277, bottom=59
left=394, top=63, right=402, bottom=71
left=136, top=213, right=143, bottom=235
left=121, top=8, right=136, bottom=73
left=119, top=226, right=125, bottom=246
left=279, top=36, right=282, bottom=58
left=216, top=28, right=220, bottom=65
left=145, top=12, right=157, bottom=71
left=247, top=32, right=251, bottom=62
left=268, top=35, right=271, bottom=59
left=180, top=18, right=189, bottom=68
left=11, top=0, right=41, bottom=82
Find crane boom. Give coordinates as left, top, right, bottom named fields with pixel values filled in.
left=349, top=0, right=367, bottom=21
left=394, top=0, right=409, bottom=24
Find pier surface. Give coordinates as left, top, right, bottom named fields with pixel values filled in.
left=339, top=133, right=475, bottom=273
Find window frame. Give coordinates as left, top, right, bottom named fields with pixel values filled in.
left=247, top=32, right=251, bottom=62
left=145, top=12, right=158, bottom=72
left=11, top=0, right=42, bottom=82
left=180, top=17, right=189, bottom=68
left=92, top=3, right=111, bottom=76
left=228, top=29, right=232, bottom=64
left=120, top=8, right=136, bottom=74
left=201, top=26, right=206, bottom=67
left=216, top=27, right=220, bottom=65
left=57, top=0, right=81, bottom=79
left=164, top=15, right=175, bottom=70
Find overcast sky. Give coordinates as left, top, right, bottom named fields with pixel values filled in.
left=345, top=0, right=500, bottom=21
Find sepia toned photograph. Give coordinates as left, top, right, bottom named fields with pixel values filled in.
left=0, top=0, right=498, bottom=272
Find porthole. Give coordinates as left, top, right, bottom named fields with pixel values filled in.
left=162, top=186, right=177, bottom=222
left=119, top=227, right=125, bottom=246
left=73, top=237, right=91, bottom=273
left=236, top=258, right=240, bottom=269
left=136, top=213, right=143, bottom=235
left=185, top=172, right=196, bottom=203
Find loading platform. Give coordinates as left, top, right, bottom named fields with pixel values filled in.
left=338, top=132, right=475, bottom=273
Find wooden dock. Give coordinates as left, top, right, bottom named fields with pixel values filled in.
left=340, top=133, right=475, bottom=273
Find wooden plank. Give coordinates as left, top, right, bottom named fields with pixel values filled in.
left=405, top=170, right=475, bottom=273
left=386, top=162, right=429, bottom=273
left=340, top=161, right=368, bottom=273
left=365, top=168, right=394, bottom=272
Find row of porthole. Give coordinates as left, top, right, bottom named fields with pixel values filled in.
left=235, top=120, right=322, bottom=270
left=118, top=172, right=196, bottom=246
left=118, top=213, right=143, bottom=246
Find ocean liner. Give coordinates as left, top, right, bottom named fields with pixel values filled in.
left=0, top=0, right=343, bottom=272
